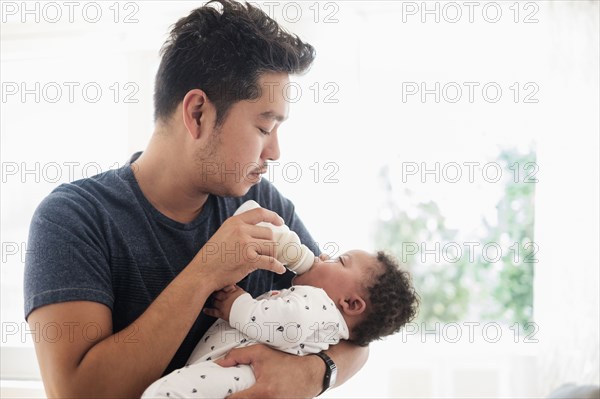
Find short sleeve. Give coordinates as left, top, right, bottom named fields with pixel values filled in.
left=24, top=187, right=113, bottom=320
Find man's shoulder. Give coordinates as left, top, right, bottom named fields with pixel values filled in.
left=33, top=167, right=134, bottom=224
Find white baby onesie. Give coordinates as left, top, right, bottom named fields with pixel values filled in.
left=142, top=286, right=349, bottom=398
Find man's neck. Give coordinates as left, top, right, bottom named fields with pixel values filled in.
left=131, top=138, right=209, bottom=224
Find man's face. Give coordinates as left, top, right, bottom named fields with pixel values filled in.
left=195, top=72, right=290, bottom=197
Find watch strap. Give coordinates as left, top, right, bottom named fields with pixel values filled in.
left=312, top=352, right=337, bottom=396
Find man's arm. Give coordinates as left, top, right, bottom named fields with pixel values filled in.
left=29, top=265, right=215, bottom=398
left=28, top=207, right=287, bottom=398
left=324, top=340, right=370, bottom=388
left=216, top=341, right=369, bottom=398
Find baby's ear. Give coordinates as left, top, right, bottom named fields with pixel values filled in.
left=339, top=294, right=367, bottom=316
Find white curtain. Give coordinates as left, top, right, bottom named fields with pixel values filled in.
left=533, top=1, right=600, bottom=395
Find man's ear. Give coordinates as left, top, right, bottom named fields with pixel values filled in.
left=339, top=294, right=367, bottom=317
left=182, top=89, right=207, bottom=139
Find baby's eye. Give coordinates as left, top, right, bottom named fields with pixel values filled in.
left=258, top=128, right=271, bottom=136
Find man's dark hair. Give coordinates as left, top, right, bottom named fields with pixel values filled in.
left=351, top=251, right=420, bottom=347
left=154, top=0, right=316, bottom=125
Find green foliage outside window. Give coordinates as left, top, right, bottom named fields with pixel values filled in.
left=375, top=147, right=536, bottom=326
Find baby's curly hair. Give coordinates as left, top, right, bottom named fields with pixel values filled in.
left=350, top=251, right=419, bottom=346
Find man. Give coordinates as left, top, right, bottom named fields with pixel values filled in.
left=24, top=1, right=368, bottom=397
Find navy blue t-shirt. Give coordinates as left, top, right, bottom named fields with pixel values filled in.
left=24, top=154, right=319, bottom=375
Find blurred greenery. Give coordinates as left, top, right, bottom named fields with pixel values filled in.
left=375, top=147, right=536, bottom=326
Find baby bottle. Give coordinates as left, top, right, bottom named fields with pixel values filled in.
left=234, top=200, right=315, bottom=274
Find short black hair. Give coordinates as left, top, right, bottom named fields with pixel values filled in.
left=154, top=0, right=316, bottom=125
left=351, top=251, right=420, bottom=347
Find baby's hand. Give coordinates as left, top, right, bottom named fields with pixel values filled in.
left=204, top=285, right=247, bottom=322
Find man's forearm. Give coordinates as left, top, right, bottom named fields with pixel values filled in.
left=88, top=277, right=210, bottom=395
left=60, top=264, right=215, bottom=398
left=297, top=340, right=368, bottom=398
left=325, top=340, right=369, bottom=388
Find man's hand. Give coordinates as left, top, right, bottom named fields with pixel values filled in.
left=215, top=344, right=325, bottom=399
left=193, top=208, right=287, bottom=291
left=203, top=285, right=247, bottom=322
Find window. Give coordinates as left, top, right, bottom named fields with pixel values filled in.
left=376, top=145, right=537, bottom=326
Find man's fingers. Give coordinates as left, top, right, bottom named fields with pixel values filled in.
left=202, top=308, right=219, bottom=318
left=222, top=285, right=237, bottom=293
left=246, top=225, right=274, bottom=240
left=214, top=285, right=238, bottom=299
left=214, top=356, right=237, bottom=368
left=214, top=291, right=228, bottom=300
left=215, top=348, right=254, bottom=368
left=252, top=255, right=286, bottom=274
left=237, top=208, right=284, bottom=226
left=241, top=238, right=278, bottom=260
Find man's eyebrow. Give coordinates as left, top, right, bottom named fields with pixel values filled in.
left=259, top=111, right=287, bottom=122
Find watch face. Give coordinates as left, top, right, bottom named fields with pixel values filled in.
left=329, top=366, right=338, bottom=388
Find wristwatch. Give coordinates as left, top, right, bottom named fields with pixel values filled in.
left=312, top=352, right=337, bottom=396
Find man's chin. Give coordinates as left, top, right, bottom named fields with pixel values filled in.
left=247, top=173, right=263, bottom=184
left=221, top=180, right=258, bottom=198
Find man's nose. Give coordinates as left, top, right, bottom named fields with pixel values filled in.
left=264, top=131, right=280, bottom=161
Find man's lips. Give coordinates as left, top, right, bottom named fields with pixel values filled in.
left=248, top=169, right=267, bottom=179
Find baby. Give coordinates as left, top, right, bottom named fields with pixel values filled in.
left=142, top=201, right=419, bottom=398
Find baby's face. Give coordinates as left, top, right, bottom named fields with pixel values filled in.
left=293, top=250, right=379, bottom=303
